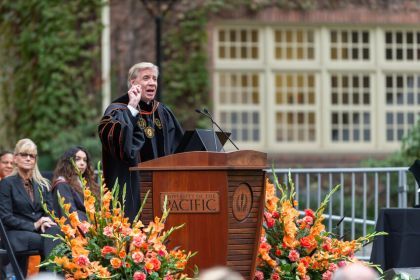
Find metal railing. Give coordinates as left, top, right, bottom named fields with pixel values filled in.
left=266, top=167, right=418, bottom=259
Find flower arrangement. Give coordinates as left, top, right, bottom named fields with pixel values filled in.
left=255, top=173, right=385, bottom=280
left=41, top=174, right=195, bottom=279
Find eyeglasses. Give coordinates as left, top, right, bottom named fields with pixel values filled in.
left=17, top=153, right=37, bottom=160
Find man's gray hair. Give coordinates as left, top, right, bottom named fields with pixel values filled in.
left=127, top=62, right=159, bottom=89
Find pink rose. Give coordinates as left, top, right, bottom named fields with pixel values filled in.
left=121, top=226, right=132, bottom=237
left=133, top=271, right=146, bottom=280
left=266, top=217, right=275, bottom=228
left=254, top=271, right=264, bottom=280
left=328, top=263, right=338, bottom=272
left=75, top=255, right=89, bottom=266
left=132, top=235, right=145, bottom=248
left=103, top=225, right=113, bottom=237
left=132, top=251, right=145, bottom=264
left=338, top=261, right=347, bottom=267
left=288, top=250, right=300, bottom=262
left=322, top=270, right=333, bottom=280
left=304, top=216, right=313, bottom=225
left=78, top=221, right=91, bottom=234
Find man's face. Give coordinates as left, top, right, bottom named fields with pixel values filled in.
left=0, top=153, right=13, bottom=178
left=131, top=68, right=158, bottom=103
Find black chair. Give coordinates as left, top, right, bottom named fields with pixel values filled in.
left=0, top=218, right=40, bottom=280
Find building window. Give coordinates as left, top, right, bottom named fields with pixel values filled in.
left=274, top=73, right=317, bottom=142
left=217, top=28, right=259, bottom=60
left=385, top=31, right=420, bottom=61
left=213, top=25, right=420, bottom=152
left=385, top=73, right=420, bottom=141
left=330, top=74, right=372, bottom=143
left=330, top=30, right=370, bottom=60
left=216, top=72, right=262, bottom=143
left=274, top=29, right=315, bottom=60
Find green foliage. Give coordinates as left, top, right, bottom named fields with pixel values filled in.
left=401, top=118, right=420, bottom=162
left=363, top=119, right=420, bottom=168
left=163, top=6, right=210, bottom=130
left=0, top=0, right=103, bottom=169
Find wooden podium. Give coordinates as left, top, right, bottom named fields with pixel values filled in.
left=130, top=150, right=267, bottom=279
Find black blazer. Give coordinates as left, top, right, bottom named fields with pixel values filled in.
left=52, top=181, right=87, bottom=221
left=0, top=174, right=53, bottom=232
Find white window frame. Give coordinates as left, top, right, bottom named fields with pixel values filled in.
left=212, top=24, right=420, bottom=153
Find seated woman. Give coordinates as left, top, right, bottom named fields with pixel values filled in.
left=0, top=138, right=60, bottom=277
left=51, top=146, right=98, bottom=221
left=0, top=150, right=14, bottom=181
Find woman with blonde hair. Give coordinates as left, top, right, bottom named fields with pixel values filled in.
left=0, top=138, right=60, bottom=277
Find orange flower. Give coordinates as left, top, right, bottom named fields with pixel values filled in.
left=297, top=262, right=307, bottom=278
left=73, top=269, right=89, bottom=279
left=144, top=260, right=154, bottom=272
left=118, top=250, right=126, bottom=259
left=43, top=175, right=194, bottom=279
left=110, top=257, right=122, bottom=269
left=68, top=212, right=80, bottom=229
left=54, top=256, right=70, bottom=267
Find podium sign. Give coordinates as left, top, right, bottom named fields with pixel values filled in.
left=131, top=150, right=267, bottom=279
left=160, top=192, right=220, bottom=213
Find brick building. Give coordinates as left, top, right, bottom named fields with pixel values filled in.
left=108, top=0, right=420, bottom=167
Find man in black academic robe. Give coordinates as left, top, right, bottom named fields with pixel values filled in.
left=98, top=62, right=183, bottom=221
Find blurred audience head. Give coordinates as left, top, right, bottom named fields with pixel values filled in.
left=332, top=262, right=378, bottom=280
left=27, top=272, right=64, bottom=280
left=199, top=266, right=244, bottom=280
left=0, top=150, right=14, bottom=179
left=14, top=138, right=50, bottom=189
left=53, top=146, right=98, bottom=193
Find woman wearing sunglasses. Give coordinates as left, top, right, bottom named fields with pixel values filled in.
left=0, top=138, right=61, bottom=277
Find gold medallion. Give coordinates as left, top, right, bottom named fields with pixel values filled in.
left=138, top=118, right=146, bottom=129
left=144, top=126, right=155, bottom=138
left=154, top=118, right=162, bottom=129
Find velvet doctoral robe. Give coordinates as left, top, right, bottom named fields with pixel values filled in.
left=98, top=95, right=183, bottom=221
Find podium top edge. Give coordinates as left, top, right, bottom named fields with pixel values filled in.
left=130, top=150, right=268, bottom=171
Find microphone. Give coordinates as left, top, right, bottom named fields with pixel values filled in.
left=196, top=108, right=240, bottom=150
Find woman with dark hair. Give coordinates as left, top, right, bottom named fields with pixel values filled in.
left=0, top=150, right=14, bottom=180
left=51, top=146, right=98, bottom=221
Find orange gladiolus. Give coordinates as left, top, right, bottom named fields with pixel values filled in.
left=118, top=250, right=126, bottom=259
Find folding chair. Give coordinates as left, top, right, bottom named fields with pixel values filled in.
left=0, top=219, right=40, bottom=280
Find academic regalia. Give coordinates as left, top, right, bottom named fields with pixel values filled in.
left=98, top=94, right=184, bottom=221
